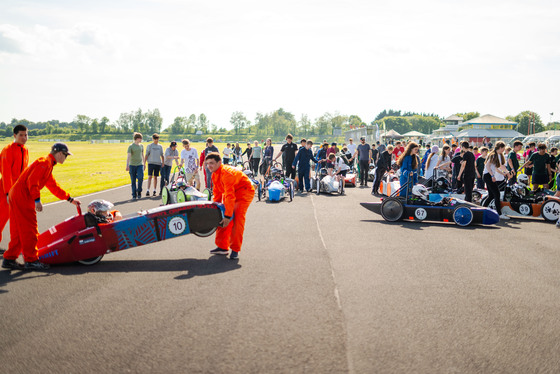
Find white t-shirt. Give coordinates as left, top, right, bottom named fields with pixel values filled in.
left=347, top=143, right=357, bottom=156
left=181, top=148, right=199, bottom=173
left=483, top=155, right=505, bottom=181
left=223, top=147, right=233, bottom=158
left=425, top=154, right=439, bottom=179
left=336, top=157, right=350, bottom=171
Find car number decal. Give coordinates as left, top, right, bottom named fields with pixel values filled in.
left=415, top=208, right=427, bottom=220
left=168, top=216, right=187, bottom=235
left=518, top=204, right=531, bottom=215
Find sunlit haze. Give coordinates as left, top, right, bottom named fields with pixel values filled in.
left=1, top=0, right=559, bottom=128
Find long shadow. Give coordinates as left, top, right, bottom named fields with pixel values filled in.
left=360, top=219, right=501, bottom=231
left=0, top=270, right=53, bottom=294
left=49, top=256, right=241, bottom=280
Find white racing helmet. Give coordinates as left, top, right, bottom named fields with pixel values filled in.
left=412, top=184, right=430, bottom=200
left=517, top=174, right=529, bottom=187
left=87, top=199, right=114, bottom=217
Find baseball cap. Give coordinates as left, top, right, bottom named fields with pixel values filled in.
left=51, top=142, right=72, bottom=155
left=170, top=141, right=177, bottom=147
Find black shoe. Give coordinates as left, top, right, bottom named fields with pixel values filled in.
left=146, top=191, right=150, bottom=197
left=24, top=261, right=50, bottom=270
left=209, top=247, right=229, bottom=255
left=137, top=191, right=142, bottom=198
left=152, top=191, right=157, bottom=197
left=229, top=251, right=239, bottom=260
left=2, top=259, right=23, bottom=270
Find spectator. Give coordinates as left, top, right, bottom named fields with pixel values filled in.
left=203, top=137, right=219, bottom=189
left=457, top=141, right=476, bottom=202
left=126, top=132, right=144, bottom=199
left=261, top=138, right=274, bottom=177
left=275, top=134, right=298, bottom=179
left=424, top=145, right=439, bottom=180
left=476, top=147, right=488, bottom=189
left=293, top=140, right=318, bottom=192
left=483, top=141, right=512, bottom=219
left=436, top=145, right=452, bottom=180
left=144, top=133, right=164, bottom=197
left=396, top=142, right=419, bottom=196
left=347, top=138, right=358, bottom=165
left=522, top=143, right=551, bottom=189
left=160, top=141, right=179, bottom=194
left=223, top=143, right=233, bottom=165
left=181, top=139, right=200, bottom=190
left=352, top=137, right=372, bottom=187
left=251, top=141, right=262, bottom=176
left=372, top=144, right=393, bottom=195
left=507, top=141, right=523, bottom=184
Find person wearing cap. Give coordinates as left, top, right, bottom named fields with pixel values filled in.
left=144, top=133, right=164, bottom=197
left=3, top=143, right=81, bottom=270
left=205, top=152, right=254, bottom=260
left=160, top=141, right=180, bottom=194
left=0, top=125, right=29, bottom=263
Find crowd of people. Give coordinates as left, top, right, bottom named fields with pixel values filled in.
left=2, top=128, right=559, bottom=270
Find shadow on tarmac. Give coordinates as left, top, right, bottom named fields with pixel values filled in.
left=361, top=219, right=501, bottom=231
left=0, top=270, right=53, bottom=294
left=46, top=255, right=241, bottom=280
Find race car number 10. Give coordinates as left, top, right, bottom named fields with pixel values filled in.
left=168, top=216, right=187, bottom=235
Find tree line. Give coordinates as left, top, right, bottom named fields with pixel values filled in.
left=0, top=108, right=551, bottom=138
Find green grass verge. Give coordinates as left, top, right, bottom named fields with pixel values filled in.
left=0, top=141, right=230, bottom=204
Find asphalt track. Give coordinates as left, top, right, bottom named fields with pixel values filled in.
left=1, top=175, right=559, bottom=374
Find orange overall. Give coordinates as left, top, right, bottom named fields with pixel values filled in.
left=0, top=142, right=29, bottom=243
left=212, top=164, right=254, bottom=253
left=4, top=154, right=70, bottom=263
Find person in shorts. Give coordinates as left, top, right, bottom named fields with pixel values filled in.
left=180, top=139, right=200, bottom=190
left=223, top=143, right=232, bottom=165
left=144, top=133, right=164, bottom=196
left=523, top=143, right=551, bottom=189
left=507, top=141, right=523, bottom=184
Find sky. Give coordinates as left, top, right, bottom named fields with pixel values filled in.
left=1, top=0, right=559, bottom=130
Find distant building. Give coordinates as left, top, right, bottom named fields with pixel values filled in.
left=456, top=114, right=522, bottom=145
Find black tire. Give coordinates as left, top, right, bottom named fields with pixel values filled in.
left=541, top=199, right=560, bottom=222
left=193, top=226, right=218, bottom=238
left=78, top=255, right=103, bottom=266
left=289, top=185, right=294, bottom=201
left=380, top=197, right=404, bottom=222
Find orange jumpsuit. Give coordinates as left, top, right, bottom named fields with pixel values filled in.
left=0, top=142, right=29, bottom=243
left=212, top=164, right=254, bottom=253
left=4, top=154, right=70, bottom=263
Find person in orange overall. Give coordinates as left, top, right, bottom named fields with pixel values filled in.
left=3, top=143, right=81, bottom=270
left=204, top=152, right=254, bottom=260
left=0, top=125, right=29, bottom=256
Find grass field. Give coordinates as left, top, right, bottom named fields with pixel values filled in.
left=0, top=140, right=231, bottom=204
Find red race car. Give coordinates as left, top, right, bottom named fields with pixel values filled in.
left=37, top=201, right=225, bottom=266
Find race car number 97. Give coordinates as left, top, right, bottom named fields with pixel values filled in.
left=168, top=216, right=187, bottom=235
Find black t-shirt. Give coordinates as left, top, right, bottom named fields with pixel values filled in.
left=371, top=149, right=379, bottom=163
left=205, top=145, right=219, bottom=156
left=378, top=151, right=392, bottom=170
left=281, top=142, right=298, bottom=162
left=476, top=156, right=485, bottom=177
left=462, top=151, right=476, bottom=178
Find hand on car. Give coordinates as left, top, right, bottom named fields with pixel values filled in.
left=220, top=217, right=231, bottom=227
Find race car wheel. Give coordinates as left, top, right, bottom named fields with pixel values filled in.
left=243, top=161, right=251, bottom=170
left=380, top=197, right=404, bottom=222
left=453, top=204, right=474, bottom=227
left=202, top=188, right=212, bottom=200
left=162, top=187, right=170, bottom=205
left=177, top=190, right=187, bottom=203
left=541, top=199, right=560, bottom=222
left=193, top=227, right=218, bottom=238
left=78, top=255, right=104, bottom=266
left=289, top=185, right=294, bottom=201
left=472, top=191, right=482, bottom=205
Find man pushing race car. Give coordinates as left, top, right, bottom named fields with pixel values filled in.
left=204, top=152, right=255, bottom=260
left=2, top=143, right=81, bottom=270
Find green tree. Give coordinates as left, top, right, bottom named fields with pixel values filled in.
left=90, top=118, right=99, bottom=134
left=230, top=111, right=249, bottom=135
left=99, top=117, right=109, bottom=133
left=170, top=117, right=186, bottom=134
left=75, top=114, right=91, bottom=133
left=455, top=112, right=480, bottom=121
left=381, top=116, right=412, bottom=134
left=506, top=111, right=544, bottom=135
left=298, top=114, right=311, bottom=136
left=197, top=114, right=208, bottom=133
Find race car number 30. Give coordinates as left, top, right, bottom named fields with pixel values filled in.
left=168, top=216, right=187, bottom=235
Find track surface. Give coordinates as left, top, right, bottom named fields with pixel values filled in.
left=1, top=174, right=559, bottom=373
